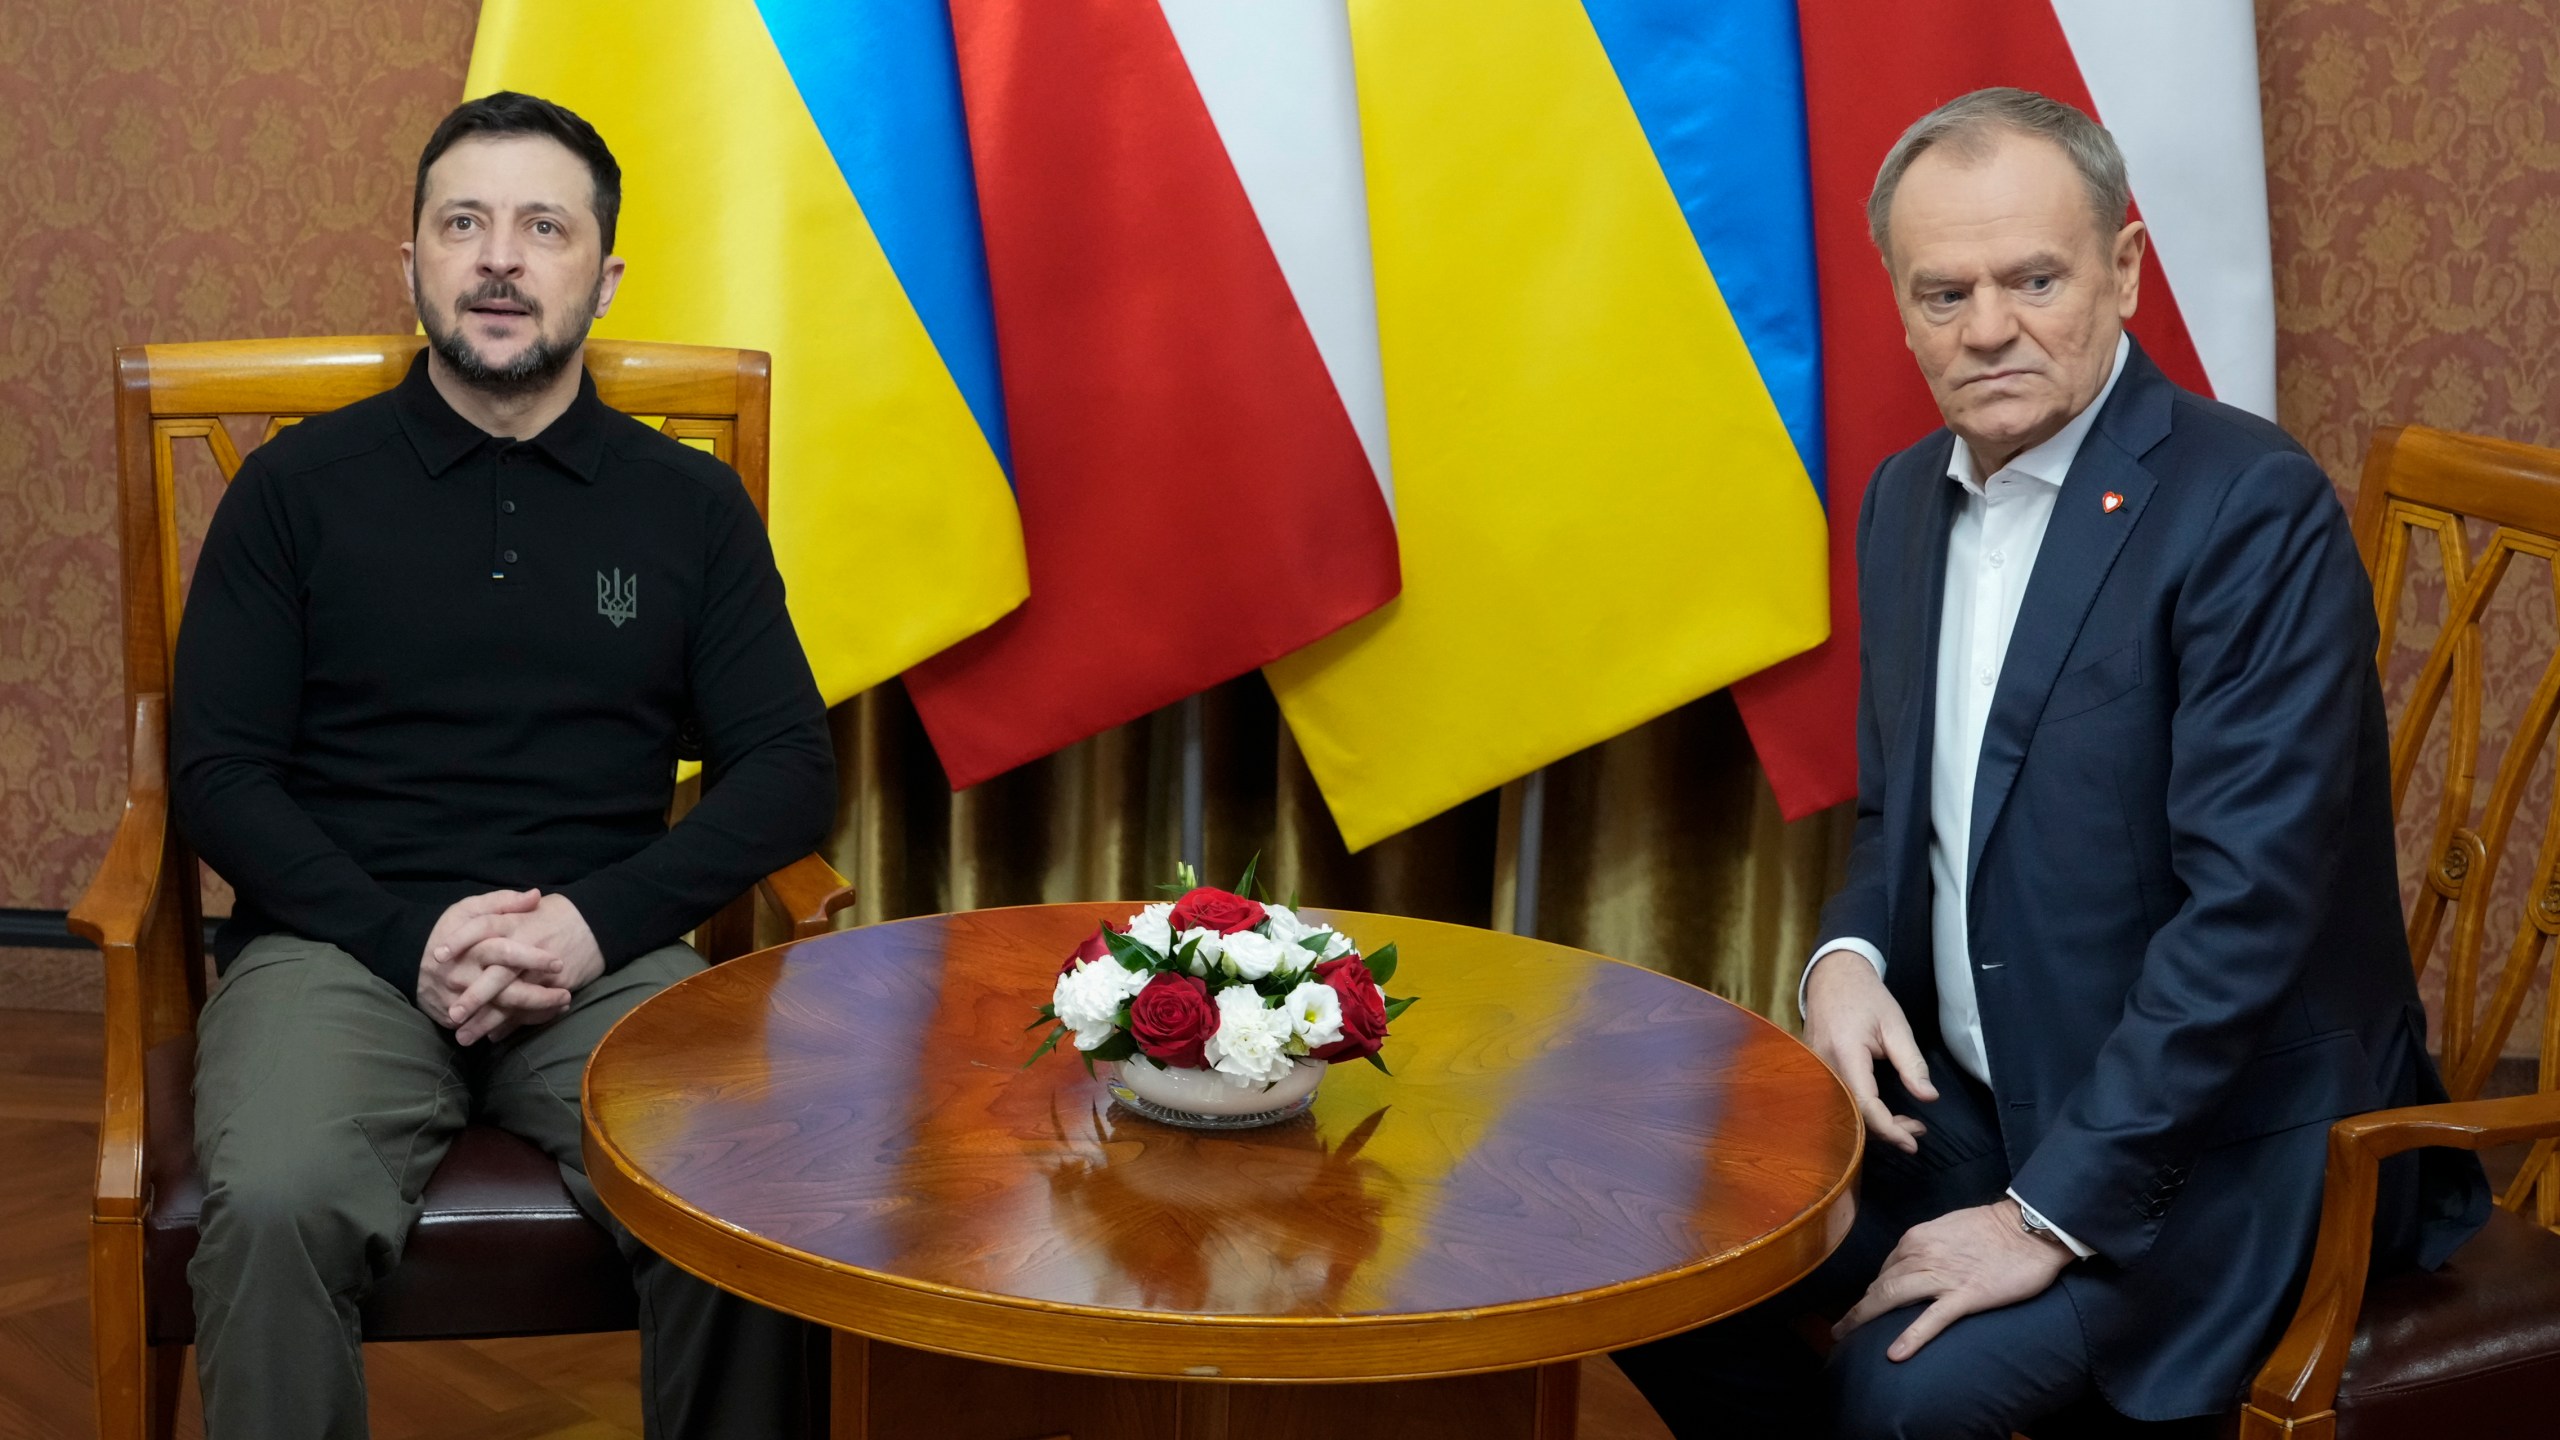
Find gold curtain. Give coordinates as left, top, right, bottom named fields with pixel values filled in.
left=818, top=675, right=1852, bottom=1029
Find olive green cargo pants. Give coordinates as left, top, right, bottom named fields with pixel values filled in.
left=188, top=934, right=815, bottom=1439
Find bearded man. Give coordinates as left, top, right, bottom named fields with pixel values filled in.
left=172, top=92, right=833, bottom=1438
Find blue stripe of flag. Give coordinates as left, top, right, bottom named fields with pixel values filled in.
left=1578, top=0, right=1827, bottom=498
left=755, top=0, right=1012, bottom=476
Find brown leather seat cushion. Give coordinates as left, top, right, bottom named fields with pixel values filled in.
left=2331, top=1205, right=2560, bottom=1438
left=144, top=1035, right=637, bottom=1345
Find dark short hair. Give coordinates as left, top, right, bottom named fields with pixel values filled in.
left=1867, top=87, right=2130, bottom=262
left=412, top=91, right=622, bottom=253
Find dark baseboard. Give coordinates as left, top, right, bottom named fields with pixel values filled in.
left=0, top=909, right=82, bottom=949
left=0, top=908, right=224, bottom=951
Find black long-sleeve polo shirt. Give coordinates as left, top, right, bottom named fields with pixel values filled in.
left=172, top=353, right=835, bottom=997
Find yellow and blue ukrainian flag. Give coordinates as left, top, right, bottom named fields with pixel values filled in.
left=466, top=0, right=1026, bottom=705
left=1265, top=0, right=1832, bottom=849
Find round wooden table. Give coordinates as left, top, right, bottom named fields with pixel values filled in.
left=583, top=904, right=1860, bottom=1440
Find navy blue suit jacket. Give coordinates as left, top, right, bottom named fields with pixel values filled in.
left=1818, top=342, right=2488, bottom=1418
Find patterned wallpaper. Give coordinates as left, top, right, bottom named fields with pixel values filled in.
left=1, top=1, right=2555, bottom=1018
left=2261, top=0, right=2560, bottom=1059
left=0, top=0, right=479, bottom=917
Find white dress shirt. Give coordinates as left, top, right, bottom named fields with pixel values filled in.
left=1807, top=335, right=2130, bottom=1257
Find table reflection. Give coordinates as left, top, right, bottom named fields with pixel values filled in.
left=1040, top=1102, right=1395, bottom=1315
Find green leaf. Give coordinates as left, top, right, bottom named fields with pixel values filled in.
left=1383, top=995, right=1417, bottom=1022
left=1174, top=933, right=1204, bottom=973
left=1022, top=1023, right=1068, bottom=1068
left=1362, top=1051, right=1394, bottom=1076
left=1366, top=941, right=1399, bottom=986
left=1295, top=932, right=1332, bottom=954
left=1088, top=1030, right=1139, bottom=1063
left=1287, top=887, right=1301, bottom=911
left=1101, top=926, right=1161, bottom=973
left=1234, top=851, right=1262, bottom=902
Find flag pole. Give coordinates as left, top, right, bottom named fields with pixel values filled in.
left=1512, top=766, right=1547, bottom=938
left=1180, top=694, right=1207, bottom=878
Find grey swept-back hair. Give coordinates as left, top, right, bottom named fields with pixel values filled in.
left=1866, top=87, right=2131, bottom=260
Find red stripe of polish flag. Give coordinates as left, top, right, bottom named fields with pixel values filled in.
left=907, top=0, right=1399, bottom=789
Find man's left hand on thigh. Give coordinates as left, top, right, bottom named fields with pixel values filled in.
left=1836, top=1198, right=2074, bottom=1361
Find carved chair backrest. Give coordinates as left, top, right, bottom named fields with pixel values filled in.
left=112, top=336, right=771, bottom=1035
left=2353, top=423, right=2560, bottom=1225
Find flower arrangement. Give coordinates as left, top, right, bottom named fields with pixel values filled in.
left=1028, top=861, right=1417, bottom=1088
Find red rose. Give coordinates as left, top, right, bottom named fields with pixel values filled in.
left=1061, top=921, right=1122, bottom=976
left=1309, top=956, right=1388, bottom=1062
left=1128, top=973, right=1218, bottom=1069
left=1168, top=886, right=1267, bottom=936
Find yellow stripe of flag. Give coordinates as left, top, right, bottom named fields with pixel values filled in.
left=1267, top=0, right=1831, bottom=850
left=467, top=0, right=1026, bottom=705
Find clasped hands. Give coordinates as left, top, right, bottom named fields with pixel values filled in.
left=1802, top=949, right=2075, bottom=1362
left=416, top=889, right=605, bottom=1045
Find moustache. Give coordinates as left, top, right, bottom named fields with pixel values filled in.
left=454, top=281, right=544, bottom=320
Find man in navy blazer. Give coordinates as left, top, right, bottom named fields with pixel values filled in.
left=1617, top=88, right=2486, bottom=1439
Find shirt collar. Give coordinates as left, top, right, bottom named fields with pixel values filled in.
left=1945, top=333, right=2132, bottom=496
left=391, top=349, right=610, bottom=484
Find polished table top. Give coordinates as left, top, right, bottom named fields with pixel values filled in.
left=582, top=904, right=1860, bottom=1381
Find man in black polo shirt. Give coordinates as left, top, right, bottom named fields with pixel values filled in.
left=172, top=92, right=832, bottom=1438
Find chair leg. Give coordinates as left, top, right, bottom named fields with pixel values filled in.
left=91, top=1217, right=154, bottom=1440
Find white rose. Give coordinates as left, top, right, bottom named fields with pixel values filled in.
left=1053, top=959, right=1147, bottom=1051
left=1176, top=926, right=1226, bottom=973
left=1204, top=986, right=1297, bottom=1087
left=1281, top=980, right=1343, bottom=1051
left=1219, top=929, right=1288, bottom=981
left=1125, top=902, right=1175, bottom=957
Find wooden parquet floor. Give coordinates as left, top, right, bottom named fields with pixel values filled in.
left=0, top=1008, right=1671, bottom=1440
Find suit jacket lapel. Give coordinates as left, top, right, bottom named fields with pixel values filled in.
left=1965, top=346, right=2176, bottom=886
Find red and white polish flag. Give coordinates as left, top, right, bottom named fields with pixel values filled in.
left=907, top=0, right=1399, bottom=790
left=1735, top=0, right=2278, bottom=817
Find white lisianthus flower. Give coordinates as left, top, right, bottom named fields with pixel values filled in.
left=1281, top=980, right=1343, bottom=1052
left=1260, top=909, right=1323, bottom=977
left=1177, top=926, right=1226, bottom=973
left=1052, top=959, right=1147, bottom=1051
left=1262, top=904, right=1316, bottom=945
left=1219, top=929, right=1288, bottom=981
left=1204, top=986, right=1297, bottom=1086
left=1124, top=902, right=1176, bottom=957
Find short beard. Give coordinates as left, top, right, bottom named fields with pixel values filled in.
left=414, top=272, right=599, bottom=398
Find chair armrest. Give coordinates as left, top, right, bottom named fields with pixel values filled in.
left=2244, top=1093, right=2560, bottom=1437
left=758, top=853, right=857, bottom=943
left=68, top=697, right=170, bottom=953
left=68, top=695, right=175, bottom=1223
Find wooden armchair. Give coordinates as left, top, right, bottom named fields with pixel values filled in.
left=2238, top=425, right=2560, bottom=1438
left=67, top=336, right=856, bottom=1440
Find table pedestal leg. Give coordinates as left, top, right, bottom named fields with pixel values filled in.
left=830, top=1333, right=1578, bottom=1440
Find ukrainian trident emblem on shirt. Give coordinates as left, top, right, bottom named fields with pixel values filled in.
left=596, top=569, right=638, bottom=628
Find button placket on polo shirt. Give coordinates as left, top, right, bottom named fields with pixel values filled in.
left=491, top=443, right=523, bottom=579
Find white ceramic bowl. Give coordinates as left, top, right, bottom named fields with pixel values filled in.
left=1110, top=1054, right=1327, bottom=1117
